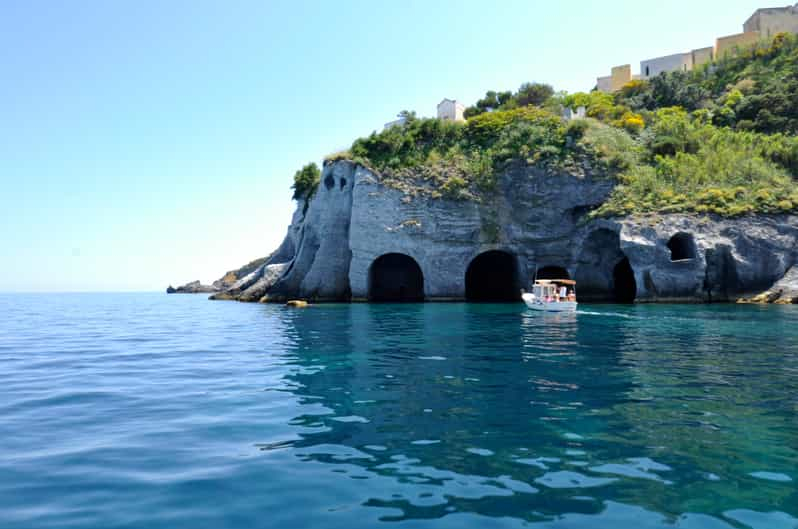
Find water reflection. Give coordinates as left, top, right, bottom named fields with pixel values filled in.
left=260, top=302, right=797, bottom=526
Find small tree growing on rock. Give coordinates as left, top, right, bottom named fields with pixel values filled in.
left=291, top=163, right=321, bottom=200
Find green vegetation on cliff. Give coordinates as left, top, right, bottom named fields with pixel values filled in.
left=291, top=163, right=321, bottom=200
left=309, top=34, right=798, bottom=217
left=337, top=107, right=634, bottom=200
left=463, top=82, right=555, bottom=119
left=616, top=33, right=798, bottom=135
left=593, top=107, right=798, bottom=217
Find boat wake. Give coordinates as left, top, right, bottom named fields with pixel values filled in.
left=576, top=310, right=641, bottom=319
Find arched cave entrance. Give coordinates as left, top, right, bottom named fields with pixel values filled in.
left=368, top=253, right=424, bottom=302
left=536, top=266, right=571, bottom=280
left=465, top=250, right=520, bottom=302
left=667, top=232, right=697, bottom=261
left=613, top=257, right=637, bottom=303
left=576, top=228, right=628, bottom=302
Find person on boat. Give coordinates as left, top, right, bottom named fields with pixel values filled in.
left=567, top=290, right=576, bottom=302
left=559, top=286, right=567, bottom=299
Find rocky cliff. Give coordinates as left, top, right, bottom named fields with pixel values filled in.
left=209, top=160, right=798, bottom=304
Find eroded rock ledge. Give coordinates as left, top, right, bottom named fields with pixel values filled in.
left=207, top=160, right=798, bottom=304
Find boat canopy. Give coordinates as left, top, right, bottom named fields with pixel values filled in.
left=534, top=279, right=576, bottom=286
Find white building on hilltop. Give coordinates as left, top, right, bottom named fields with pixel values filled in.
left=639, top=47, right=714, bottom=80
left=640, top=52, right=693, bottom=79
left=383, top=116, right=408, bottom=130
left=437, top=99, right=465, bottom=122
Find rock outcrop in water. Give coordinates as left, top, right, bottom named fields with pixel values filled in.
left=739, top=266, right=798, bottom=304
left=209, top=160, right=798, bottom=304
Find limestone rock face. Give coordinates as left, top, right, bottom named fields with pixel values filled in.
left=210, top=160, right=798, bottom=304
left=265, top=162, right=355, bottom=301
left=614, top=215, right=798, bottom=302
left=347, top=163, right=615, bottom=300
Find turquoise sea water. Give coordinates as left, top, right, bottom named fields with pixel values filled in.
left=1, top=293, right=796, bottom=529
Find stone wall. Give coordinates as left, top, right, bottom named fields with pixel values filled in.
left=691, top=46, right=714, bottom=68
left=744, top=6, right=798, bottom=37
left=715, top=31, right=761, bottom=58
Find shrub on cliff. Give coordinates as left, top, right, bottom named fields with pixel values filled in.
left=464, top=106, right=563, bottom=149
left=580, top=121, right=640, bottom=171
left=291, top=163, right=321, bottom=200
left=347, top=108, right=562, bottom=175
left=343, top=105, right=640, bottom=200
left=350, top=118, right=464, bottom=171
left=615, top=33, right=798, bottom=135
left=463, top=82, right=554, bottom=118
left=594, top=110, right=798, bottom=217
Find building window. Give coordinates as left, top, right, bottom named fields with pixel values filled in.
left=645, top=66, right=650, bottom=77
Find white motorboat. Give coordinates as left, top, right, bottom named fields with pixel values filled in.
left=522, top=279, right=578, bottom=312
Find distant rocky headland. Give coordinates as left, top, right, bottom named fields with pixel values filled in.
left=170, top=33, right=798, bottom=305
left=166, top=257, right=267, bottom=295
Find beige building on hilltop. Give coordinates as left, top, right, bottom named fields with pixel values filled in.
left=610, top=64, right=632, bottom=91
left=595, top=64, right=638, bottom=93
left=744, top=3, right=798, bottom=37
left=714, top=31, right=761, bottom=58
left=691, top=46, right=714, bottom=68
left=437, top=99, right=465, bottom=122
left=715, top=4, right=798, bottom=58
left=595, top=4, right=798, bottom=92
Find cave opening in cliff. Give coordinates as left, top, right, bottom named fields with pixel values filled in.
left=575, top=228, right=625, bottom=302
left=368, top=253, right=425, bottom=302
left=612, top=257, right=637, bottom=303
left=465, top=250, right=520, bottom=302
left=536, top=266, right=570, bottom=280
left=667, top=232, right=697, bottom=261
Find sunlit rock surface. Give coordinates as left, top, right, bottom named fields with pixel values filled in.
left=210, top=160, right=798, bottom=303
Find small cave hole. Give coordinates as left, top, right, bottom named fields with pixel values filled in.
left=667, top=233, right=697, bottom=261
left=324, top=173, right=335, bottom=190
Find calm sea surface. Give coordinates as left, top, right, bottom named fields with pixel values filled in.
left=0, top=293, right=796, bottom=529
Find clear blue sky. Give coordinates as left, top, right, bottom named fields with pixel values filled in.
left=0, top=0, right=766, bottom=291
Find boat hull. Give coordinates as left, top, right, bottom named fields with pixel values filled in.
left=522, top=294, right=577, bottom=312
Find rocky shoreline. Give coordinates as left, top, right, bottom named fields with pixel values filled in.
left=170, top=160, right=798, bottom=305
